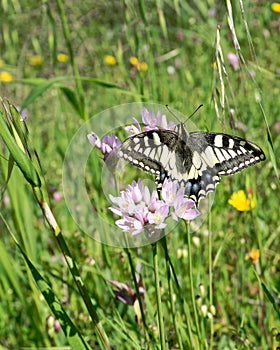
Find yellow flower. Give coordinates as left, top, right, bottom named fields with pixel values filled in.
left=129, top=56, right=139, bottom=66
left=28, top=55, right=43, bottom=66
left=129, top=57, right=148, bottom=71
left=228, top=190, right=256, bottom=211
left=245, top=248, right=260, bottom=264
left=57, top=53, right=68, bottom=62
left=138, top=62, right=148, bottom=72
left=0, top=71, right=12, bottom=82
left=271, top=3, right=280, bottom=12
left=103, top=55, right=117, bottom=65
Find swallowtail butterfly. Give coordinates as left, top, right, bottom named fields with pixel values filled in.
left=118, top=123, right=265, bottom=205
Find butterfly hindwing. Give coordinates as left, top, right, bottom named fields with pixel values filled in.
left=118, top=124, right=265, bottom=205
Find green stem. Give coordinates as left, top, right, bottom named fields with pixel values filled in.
left=56, top=0, right=86, bottom=119
left=161, top=236, right=193, bottom=348
left=208, top=210, right=214, bottom=350
left=124, top=247, right=151, bottom=345
left=153, top=242, right=166, bottom=350
left=186, top=222, right=202, bottom=348
left=161, top=236, right=184, bottom=350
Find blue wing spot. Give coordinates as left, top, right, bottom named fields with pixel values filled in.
left=199, top=180, right=205, bottom=187
left=192, top=183, right=199, bottom=193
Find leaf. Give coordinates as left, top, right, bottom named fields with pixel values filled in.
left=261, top=282, right=280, bottom=318
left=0, top=113, right=41, bottom=187
left=259, top=102, right=279, bottom=179
left=60, top=86, right=83, bottom=115
left=20, top=246, right=91, bottom=349
left=21, top=77, right=64, bottom=110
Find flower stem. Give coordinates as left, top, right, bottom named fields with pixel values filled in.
left=153, top=241, right=166, bottom=350
left=124, top=246, right=151, bottom=345
left=186, top=221, right=202, bottom=348
left=208, top=210, right=214, bottom=350
left=161, top=236, right=184, bottom=350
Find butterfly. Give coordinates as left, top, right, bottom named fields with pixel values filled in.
left=117, top=123, right=265, bottom=205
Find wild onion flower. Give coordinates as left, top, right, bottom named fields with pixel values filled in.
left=228, top=189, right=256, bottom=211
left=87, top=132, right=122, bottom=162
left=109, top=179, right=199, bottom=236
left=16, top=106, right=28, bottom=121
left=126, top=108, right=176, bottom=134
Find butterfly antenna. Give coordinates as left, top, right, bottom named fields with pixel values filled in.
left=184, top=104, right=203, bottom=123
left=165, top=105, right=181, bottom=124
left=165, top=104, right=203, bottom=124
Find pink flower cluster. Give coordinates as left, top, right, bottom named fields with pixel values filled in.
left=125, top=108, right=176, bottom=135
left=109, top=179, right=199, bottom=236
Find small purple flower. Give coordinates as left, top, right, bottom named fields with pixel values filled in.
left=87, top=132, right=122, bottom=162
left=54, top=320, right=61, bottom=331
left=172, top=196, right=200, bottom=221
left=227, top=52, right=239, bottom=70
left=161, top=179, right=184, bottom=205
left=125, top=108, right=176, bottom=136
left=141, top=108, right=159, bottom=129
left=141, top=108, right=176, bottom=131
left=116, top=215, right=144, bottom=235
left=125, top=117, right=142, bottom=135
left=16, top=106, right=28, bottom=121
left=147, top=202, right=169, bottom=228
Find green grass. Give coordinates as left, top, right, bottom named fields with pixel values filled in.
left=0, top=1, right=280, bottom=349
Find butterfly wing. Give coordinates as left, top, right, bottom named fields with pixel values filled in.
left=184, top=131, right=266, bottom=203
left=118, top=129, right=181, bottom=178
left=188, top=132, right=266, bottom=175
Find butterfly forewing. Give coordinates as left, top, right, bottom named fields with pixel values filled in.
left=188, top=132, right=265, bottom=176
left=118, top=123, right=265, bottom=205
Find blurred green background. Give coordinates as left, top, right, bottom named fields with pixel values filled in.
left=0, top=1, right=279, bottom=349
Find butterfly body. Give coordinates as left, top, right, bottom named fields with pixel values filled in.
left=118, top=123, right=265, bottom=205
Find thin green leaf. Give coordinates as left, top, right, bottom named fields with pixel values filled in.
left=60, top=86, right=83, bottom=115
left=259, top=102, right=278, bottom=179
left=261, top=282, right=280, bottom=318
left=21, top=249, right=92, bottom=350
left=0, top=113, right=41, bottom=187
left=21, top=79, right=60, bottom=110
